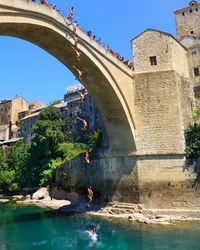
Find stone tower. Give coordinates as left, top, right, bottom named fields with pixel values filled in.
left=175, top=1, right=200, bottom=88
left=175, top=1, right=200, bottom=40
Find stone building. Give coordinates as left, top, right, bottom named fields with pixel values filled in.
left=0, top=97, right=29, bottom=140
left=19, top=111, right=39, bottom=144
left=174, top=1, right=200, bottom=104
left=63, top=86, right=108, bottom=146
left=0, top=124, right=9, bottom=141
left=19, top=86, right=108, bottom=146
left=132, top=29, right=189, bottom=77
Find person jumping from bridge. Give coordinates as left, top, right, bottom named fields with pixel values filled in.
left=73, top=65, right=83, bottom=81
left=77, top=117, right=88, bottom=132
left=87, top=186, right=94, bottom=204
left=78, top=91, right=85, bottom=104
left=83, top=148, right=91, bottom=164
left=66, top=5, right=74, bottom=21
left=71, top=46, right=81, bottom=61
left=73, top=35, right=79, bottom=48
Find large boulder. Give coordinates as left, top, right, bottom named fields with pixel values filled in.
left=32, top=188, right=49, bottom=200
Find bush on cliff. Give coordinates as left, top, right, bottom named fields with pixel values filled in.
left=185, top=108, right=200, bottom=158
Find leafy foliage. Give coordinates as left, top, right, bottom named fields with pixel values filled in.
left=185, top=108, right=200, bottom=158
left=56, top=142, right=85, bottom=161
left=0, top=104, right=96, bottom=192
left=88, top=129, right=102, bottom=149
left=0, top=140, right=29, bottom=192
left=185, top=123, right=200, bottom=158
left=0, top=170, right=18, bottom=192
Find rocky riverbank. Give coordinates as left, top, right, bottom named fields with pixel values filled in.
left=1, top=188, right=200, bottom=225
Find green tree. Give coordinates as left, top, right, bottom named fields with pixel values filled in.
left=0, top=140, right=29, bottom=192
left=31, top=105, right=67, bottom=159
left=185, top=108, right=200, bottom=158
left=28, top=105, right=68, bottom=186
left=56, top=142, right=85, bottom=161
left=49, top=99, right=62, bottom=105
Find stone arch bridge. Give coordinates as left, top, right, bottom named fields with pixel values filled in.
left=0, top=0, right=135, bottom=156
left=0, top=0, right=199, bottom=209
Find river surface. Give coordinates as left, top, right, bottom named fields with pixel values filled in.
left=0, top=202, right=200, bottom=250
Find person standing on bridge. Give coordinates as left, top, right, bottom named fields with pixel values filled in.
left=40, top=0, right=48, bottom=5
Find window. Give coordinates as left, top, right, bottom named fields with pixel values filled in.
left=191, top=30, right=194, bottom=34
left=196, top=8, right=199, bottom=11
left=182, top=12, right=185, bottom=16
left=194, top=67, right=200, bottom=76
left=189, top=9, right=193, bottom=13
left=149, top=56, right=157, bottom=66
left=192, top=50, right=197, bottom=55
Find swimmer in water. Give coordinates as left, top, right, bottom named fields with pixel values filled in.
left=89, top=227, right=97, bottom=247
left=91, top=227, right=96, bottom=236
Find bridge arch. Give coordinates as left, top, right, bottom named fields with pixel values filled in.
left=0, top=0, right=136, bottom=156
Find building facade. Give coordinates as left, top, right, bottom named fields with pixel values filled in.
left=0, top=97, right=29, bottom=140
left=19, top=86, right=108, bottom=147
left=174, top=0, right=200, bottom=101
left=64, top=86, right=108, bottom=147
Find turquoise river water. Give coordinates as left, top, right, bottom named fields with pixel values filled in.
left=1, top=202, right=200, bottom=250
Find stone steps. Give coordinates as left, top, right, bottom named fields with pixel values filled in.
left=106, top=202, right=144, bottom=214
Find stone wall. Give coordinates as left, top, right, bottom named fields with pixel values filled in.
left=134, top=70, right=189, bottom=155
left=172, top=37, right=189, bottom=78
left=179, top=76, right=195, bottom=129
left=11, top=97, right=29, bottom=126
left=137, top=155, right=200, bottom=209
left=55, top=153, right=200, bottom=209
left=56, top=152, right=139, bottom=204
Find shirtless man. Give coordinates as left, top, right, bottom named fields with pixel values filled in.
left=71, top=46, right=81, bottom=61
left=78, top=91, right=85, bottom=103
left=87, top=186, right=94, bottom=203
left=73, top=65, right=83, bottom=81
left=77, top=117, right=88, bottom=132
left=83, top=148, right=90, bottom=164
left=67, top=6, right=74, bottom=21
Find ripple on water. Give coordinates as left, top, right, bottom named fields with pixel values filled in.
left=1, top=203, right=200, bottom=250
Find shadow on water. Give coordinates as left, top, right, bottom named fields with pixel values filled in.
left=0, top=203, right=80, bottom=226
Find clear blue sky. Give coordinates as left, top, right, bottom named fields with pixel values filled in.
left=0, top=0, right=190, bottom=104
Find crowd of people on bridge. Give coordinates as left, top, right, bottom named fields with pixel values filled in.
left=26, top=0, right=134, bottom=70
